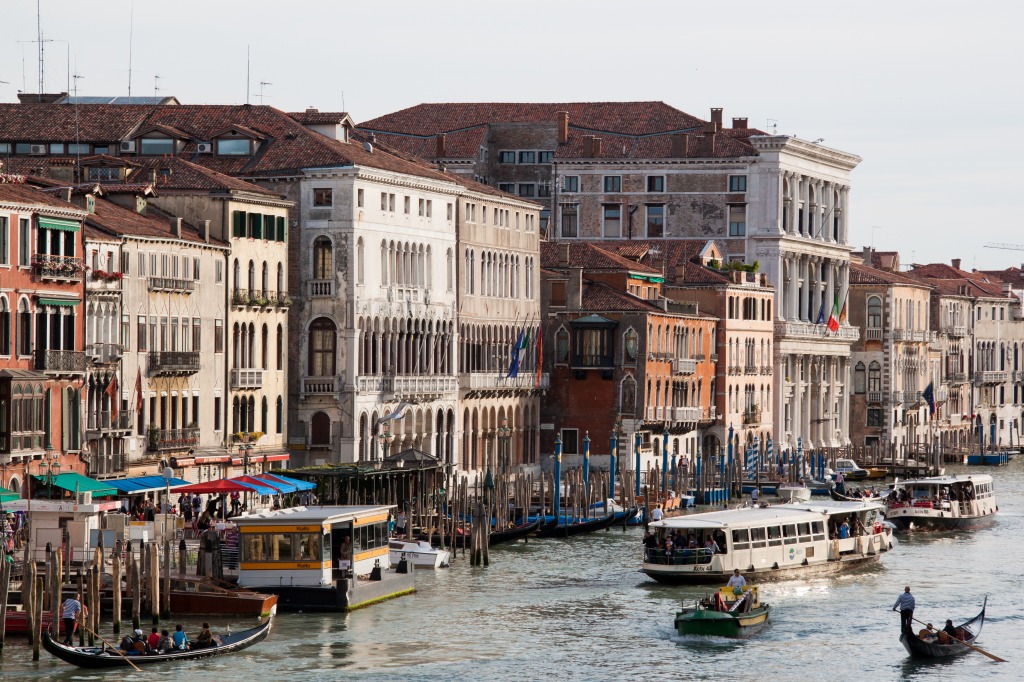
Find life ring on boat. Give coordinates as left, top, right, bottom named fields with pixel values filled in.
left=872, top=522, right=883, bottom=535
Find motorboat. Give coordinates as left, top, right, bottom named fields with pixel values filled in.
left=675, top=585, right=770, bottom=638
left=833, top=459, right=869, bottom=481
left=884, top=474, right=997, bottom=531
left=776, top=484, right=811, bottom=503
left=389, top=539, right=450, bottom=569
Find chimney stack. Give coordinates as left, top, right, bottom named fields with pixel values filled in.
left=559, top=243, right=571, bottom=267
left=171, top=217, right=182, bottom=238
left=567, top=267, right=583, bottom=312
left=435, top=133, right=447, bottom=159
left=670, top=133, right=687, bottom=158
left=582, top=135, right=594, bottom=158
left=710, top=108, right=723, bottom=131
left=732, top=117, right=748, bottom=130
left=557, top=111, right=569, bottom=144
left=951, top=258, right=961, bottom=270
left=201, top=219, right=211, bottom=243
left=591, top=137, right=602, bottom=157
left=698, top=125, right=717, bottom=157
left=64, top=187, right=72, bottom=203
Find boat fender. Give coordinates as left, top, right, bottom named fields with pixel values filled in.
left=747, top=565, right=755, bottom=572
left=772, top=562, right=779, bottom=570
left=801, top=558, right=808, bottom=566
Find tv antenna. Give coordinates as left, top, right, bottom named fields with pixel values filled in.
left=258, top=81, right=272, bottom=104
left=766, top=119, right=778, bottom=135
left=154, top=74, right=163, bottom=96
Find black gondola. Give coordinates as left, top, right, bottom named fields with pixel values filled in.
left=536, top=512, right=618, bottom=538
left=899, top=598, right=986, bottom=659
left=418, top=518, right=543, bottom=548
left=43, top=619, right=272, bottom=669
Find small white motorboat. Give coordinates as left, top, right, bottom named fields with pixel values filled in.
left=777, top=484, right=812, bottom=503
left=389, top=540, right=450, bottom=569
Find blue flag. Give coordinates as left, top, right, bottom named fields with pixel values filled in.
left=506, top=328, right=525, bottom=378
left=815, top=299, right=826, bottom=325
left=923, top=381, right=936, bottom=416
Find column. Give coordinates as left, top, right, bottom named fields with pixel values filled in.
left=799, top=256, right=809, bottom=321
left=825, top=259, right=835, bottom=317
left=840, top=187, right=849, bottom=244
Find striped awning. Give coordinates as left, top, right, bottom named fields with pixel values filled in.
left=37, top=217, right=80, bottom=232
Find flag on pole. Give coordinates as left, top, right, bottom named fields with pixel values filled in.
left=826, top=294, right=840, bottom=333
left=134, top=368, right=144, bottom=414
left=922, top=381, right=936, bottom=416
left=506, top=326, right=526, bottom=378
left=815, top=298, right=827, bottom=325
left=377, top=402, right=410, bottom=424
left=838, top=295, right=848, bottom=324
left=534, top=324, right=543, bottom=388
left=106, top=374, right=119, bottom=422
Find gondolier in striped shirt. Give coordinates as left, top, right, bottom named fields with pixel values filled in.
left=893, top=586, right=915, bottom=633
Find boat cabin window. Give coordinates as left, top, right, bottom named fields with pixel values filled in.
left=240, top=531, right=324, bottom=563
left=353, top=521, right=389, bottom=552
left=767, top=526, right=782, bottom=547
left=811, top=521, right=825, bottom=541
left=750, top=527, right=766, bottom=548
left=782, top=524, right=798, bottom=545
left=797, top=522, right=812, bottom=542
left=731, top=528, right=749, bottom=550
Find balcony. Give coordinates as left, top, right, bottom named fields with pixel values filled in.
left=148, top=351, right=200, bottom=376
left=1013, top=371, right=1024, bottom=383
left=775, top=320, right=859, bottom=342
left=147, top=427, right=200, bottom=452
left=728, top=365, right=742, bottom=375
left=268, top=291, right=292, bottom=308
left=941, top=325, right=967, bottom=337
left=231, top=289, right=252, bottom=306
left=744, top=364, right=757, bottom=374
left=148, top=277, right=194, bottom=293
left=86, top=342, right=122, bottom=365
left=462, top=372, right=551, bottom=391
left=760, top=366, right=773, bottom=375
left=709, top=354, right=719, bottom=363
left=673, top=358, right=697, bottom=375
left=86, top=411, right=132, bottom=435
left=934, top=386, right=949, bottom=403
left=32, top=254, right=85, bottom=282
left=891, top=390, right=904, bottom=404
left=231, top=368, right=264, bottom=390
left=975, top=371, right=1008, bottom=384
left=309, top=279, right=334, bottom=297
left=867, top=391, right=882, bottom=404
left=358, top=375, right=458, bottom=397
left=948, top=371, right=967, bottom=383
left=672, top=406, right=702, bottom=422
left=905, top=391, right=921, bottom=406
left=301, top=375, right=342, bottom=396
left=742, top=407, right=761, bottom=425
left=35, top=349, right=86, bottom=374
left=865, top=328, right=883, bottom=341
left=88, top=452, right=128, bottom=478
left=87, top=271, right=123, bottom=291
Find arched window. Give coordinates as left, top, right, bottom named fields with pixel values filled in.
left=854, top=361, right=866, bottom=394
left=261, top=261, right=269, bottom=294
left=261, top=324, right=269, bottom=370
left=623, top=328, right=638, bottom=364
left=447, top=248, right=453, bottom=292
left=233, top=258, right=241, bottom=292
left=0, top=297, right=9, bottom=355
left=277, top=262, right=285, bottom=295
left=555, top=327, right=570, bottom=364
left=308, top=317, right=337, bottom=376
left=313, top=236, right=332, bottom=280
left=232, top=396, right=240, bottom=434
left=261, top=396, right=268, bottom=433
left=276, top=396, right=283, bottom=434
left=868, top=361, right=881, bottom=392
left=867, top=296, right=882, bottom=328
left=276, top=324, right=283, bottom=371
left=247, top=260, right=256, bottom=293
left=357, top=237, right=365, bottom=284
left=18, top=298, right=31, bottom=356
left=310, top=411, right=330, bottom=446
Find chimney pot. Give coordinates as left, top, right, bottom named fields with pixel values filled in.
left=710, top=108, right=723, bottom=129
left=201, top=219, right=211, bottom=243
left=582, top=135, right=594, bottom=158
left=557, top=111, right=569, bottom=144
left=435, top=133, right=447, bottom=159
left=951, top=258, right=961, bottom=270
left=171, top=217, right=182, bottom=238
left=732, top=117, right=748, bottom=130
left=671, top=133, right=687, bottom=158
left=591, top=137, right=602, bottom=158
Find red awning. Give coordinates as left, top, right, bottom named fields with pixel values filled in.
left=262, top=454, right=290, bottom=462
left=195, top=455, right=230, bottom=464
left=174, top=479, right=264, bottom=494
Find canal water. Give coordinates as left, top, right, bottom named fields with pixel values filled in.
left=2, top=460, right=1022, bottom=681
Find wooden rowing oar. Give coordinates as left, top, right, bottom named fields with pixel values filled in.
left=78, top=624, right=143, bottom=672
left=912, top=617, right=1006, bottom=663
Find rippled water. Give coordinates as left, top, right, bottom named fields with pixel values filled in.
left=2, top=461, right=1022, bottom=681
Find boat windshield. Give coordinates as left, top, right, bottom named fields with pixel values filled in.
left=643, top=525, right=728, bottom=565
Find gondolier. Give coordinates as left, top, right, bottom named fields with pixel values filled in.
left=893, top=586, right=915, bottom=633
left=60, top=593, right=85, bottom=645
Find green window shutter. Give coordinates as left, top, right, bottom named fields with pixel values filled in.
left=233, top=211, right=246, bottom=238
left=277, top=216, right=286, bottom=242
left=265, top=216, right=275, bottom=242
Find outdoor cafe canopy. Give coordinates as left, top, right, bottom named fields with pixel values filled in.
left=174, top=478, right=276, bottom=495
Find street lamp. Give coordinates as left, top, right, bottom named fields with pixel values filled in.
left=378, top=423, right=395, bottom=462
left=42, top=456, right=62, bottom=500
left=497, top=417, right=511, bottom=479
left=162, top=466, right=173, bottom=543
left=609, top=414, right=623, bottom=502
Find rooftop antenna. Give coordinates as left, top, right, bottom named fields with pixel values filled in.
left=766, top=119, right=778, bottom=135
left=127, top=0, right=134, bottom=98
left=37, top=0, right=43, bottom=98
left=246, top=45, right=250, bottom=104
left=258, top=81, right=272, bottom=105
left=73, top=69, right=83, bottom=172
left=341, top=90, right=345, bottom=112
left=154, top=74, right=163, bottom=96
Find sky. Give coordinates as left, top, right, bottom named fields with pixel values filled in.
left=2, top=0, right=1022, bottom=271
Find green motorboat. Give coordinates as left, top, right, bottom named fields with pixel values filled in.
left=674, top=586, right=771, bottom=638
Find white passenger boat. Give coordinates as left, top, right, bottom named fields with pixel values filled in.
left=777, top=484, right=811, bottom=503
left=884, top=474, right=997, bottom=531
left=389, top=540, right=450, bottom=569
left=642, top=500, right=893, bottom=584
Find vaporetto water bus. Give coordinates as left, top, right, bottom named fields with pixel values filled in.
left=884, top=474, right=997, bottom=531
left=642, top=500, right=893, bottom=584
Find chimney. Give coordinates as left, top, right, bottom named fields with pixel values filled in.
left=732, top=117, right=748, bottom=130
left=171, top=217, right=182, bottom=238
left=591, top=137, right=602, bottom=158
left=862, top=246, right=874, bottom=266
left=698, top=125, right=717, bottom=157
left=670, top=133, right=687, bottom=157
left=675, top=263, right=687, bottom=281
left=200, top=219, right=211, bottom=243
left=567, top=267, right=583, bottom=311
left=557, top=111, right=569, bottom=144
left=64, top=187, right=72, bottom=203
left=582, top=135, right=594, bottom=158
left=559, top=243, right=571, bottom=267
left=710, top=108, right=723, bottom=130
left=435, top=133, right=447, bottom=158
left=951, top=258, right=961, bottom=270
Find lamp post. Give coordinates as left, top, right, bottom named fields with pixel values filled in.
left=553, top=434, right=562, bottom=523
left=497, top=417, right=511, bottom=480
left=661, top=426, right=669, bottom=496
left=162, top=466, right=173, bottom=543
left=378, top=422, right=395, bottom=462
left=609, top=415, right=623, bottom=502
left=582, top=431, right=591, bottom=493
left=42, top=456, right=62, bottom=500
left=727, top=424, right=735, bottom=501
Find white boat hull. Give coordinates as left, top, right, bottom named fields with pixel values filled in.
left=389, top=541, right=450, bottom=569
left=777, top=486, right=812, bottom=503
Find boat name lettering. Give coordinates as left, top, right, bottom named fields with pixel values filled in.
left=295, top=562, right=313, bottom=569
left=691, top=565, right=711, bottom=572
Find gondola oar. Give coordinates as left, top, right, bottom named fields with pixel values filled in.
left=912, top=618, right=1006, bottom=663
left=79, top=624, right=143, bottom=673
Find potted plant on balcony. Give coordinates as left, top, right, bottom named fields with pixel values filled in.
left=147, top=424, right=160, bottom=450
left=232, top=290, right=250, bottom=306
left=252, top=293, right=269, bottom=307
left=276, top=293, right=292, bottom=307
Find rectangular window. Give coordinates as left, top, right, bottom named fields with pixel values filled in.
left=603, top=204, right=621, bottom=238
left=538, top=151, right=553, bottom=163
left=138, top=252, right=146, bottom=276
left=728, top=175, right=747, bottom=192
left=538, top=183, right=551, bottom=198
left=193, top=257, right=200, bottom=280
left=380, top=192, right=387, bottom=210
left=867, top=408, right=882, bottom=427
left=563, top=176, right=579, bottom=193
left=193, top=318, right=201, bottom=352
left=137, top=316, right=147, bottom=352
left=447, top=203, right=453, bottom=221
left=217, top=138, right=251, bottom=156
left=68, top=143, right=89, bottom=155
left=277, top=216, right=286, bottom=243
left=498, top=151, right=516, bottom=163
left=498, top=183, right=515, bottom=193
left=518, top=151, right=536, bottom=164
left=18, top=218, right=29, bottom=265
left=418, top=198, right=425, bottom=216
left=49, top=143, right=64, bottom=155
left=121, top=315, right=129, bottom=351
left=232, top=210, right=246, bottom=238
left=603, top=176, right=621, bottom=192
left=214, top=396, right=222, bottom=431
left=404, top=196, right=411, bottom=214
left=647, top=176, right=665, bottom=192
left=215, top=319, right=224, bottom=353
left=518, top=183, right=536, bottom=197
left=313, top=188, right=333, bottom=206
left=646, top=205, right=665, bottom=238
left=559, top=428, right=579, bottom=455
left=139, top=138, right=174, bottom=155
left=357, top=188, right=364, bottom=208
left=561, top=205, right=578, bottom=239
left=150, top=253, right=157, bottom=275
left=121, top=251, right=130, bottom=275
left=389, top=194, right=395, bottom=212
left=425, top=200, right=432, bottom=218
left=215, top=260, right=223, bottom=283
left=0, top=217, right=7, bottom=265
left=729, top=205, right=746, bottom=236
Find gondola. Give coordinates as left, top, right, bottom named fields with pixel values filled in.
left=536, top=512, right=617, bottom=538
left=417, top=518, right=543, bottom=548
left=42, top=618, right=272, bottom=669
left=899, top=598, right=986, bottom=659
left=829, top=483, right=882, bottom=502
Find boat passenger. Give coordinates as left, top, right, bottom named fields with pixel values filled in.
left=939, top=619, right=958, bottom=643
left=124, top=628, right=150, bottom=655
left=147, top=626, right=161, bottom=652
left=838, top=521, right=850, bottom=539
left=172, top=623, right=190, bottom=651
left=704, top=537, right=720, bottom=555
left=194, top=623, right=217, bottom=650
left=726, top=569, right=746, bottom=588
left=650, top=504, right=664, bottom=522
left=156, top=629, right=173, bottom=654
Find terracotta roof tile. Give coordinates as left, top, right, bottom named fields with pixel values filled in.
left=85, top=197, right=227, bottom=247
left=540, top=241, right=660, bottom=273
left=580, top=282, right=663, bottom=312
left=0, top=177, right=82, bottom=209
left=850, top=262, right=930, bottom=288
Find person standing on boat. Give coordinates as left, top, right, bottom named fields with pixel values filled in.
left=60, top=592, right=85, bottom=645
left=893, top=586, right=915, bottom=633
left=750, top=488, right=759, bottom=506
left=727, top=569, right=746, bottom=587
left=650, top=504, right=664, bottom=523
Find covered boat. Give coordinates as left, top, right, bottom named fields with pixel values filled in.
left=885, top=474, right=997, bottom=531
left=777, top=484, right=811, bottom=503
left=42, top=619, right=272, bottom=668
left=675, top=585, right=770, bottom=637
left=900, top=599, right=986, bottom=659
left=389, top=539, right=450, bottom=568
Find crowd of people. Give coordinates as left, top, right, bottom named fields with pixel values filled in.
left=641, top=528, right=727, bottom=563
left=117, top=623, right=220, bottom=655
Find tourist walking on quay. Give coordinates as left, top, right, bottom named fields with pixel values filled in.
left=893, top=586, right=915, bottom=633
left=60, top=592, right=85, bottom=645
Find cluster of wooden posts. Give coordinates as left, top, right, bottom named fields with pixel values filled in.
left=0, top=536, right=179, bottom=659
